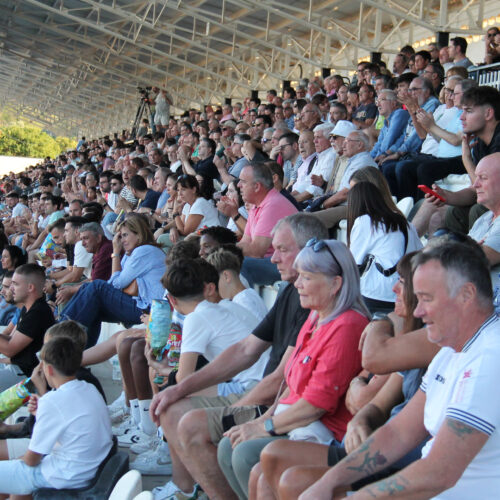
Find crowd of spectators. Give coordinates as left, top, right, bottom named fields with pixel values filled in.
left=0, top=29, right=499, bottom=500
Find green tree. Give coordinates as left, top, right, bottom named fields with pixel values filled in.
left=0, top=126, right=75, bottom=157
left=56, top=136, right=77, bottom=152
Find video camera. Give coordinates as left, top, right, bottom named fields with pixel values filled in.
left=137, top=86, right=152, bottom=101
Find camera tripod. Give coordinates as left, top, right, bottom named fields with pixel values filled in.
left=131, top=96, right=153, bottom=139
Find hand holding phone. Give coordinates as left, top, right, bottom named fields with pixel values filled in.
left=418, top=184, right=446, bottom=203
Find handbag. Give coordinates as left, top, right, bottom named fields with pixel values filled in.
left=358, top=228, right=409, bottom=278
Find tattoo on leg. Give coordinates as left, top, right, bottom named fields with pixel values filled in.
left=446, top=418, right=478, bottom=438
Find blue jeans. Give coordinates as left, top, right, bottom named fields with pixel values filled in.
left=61, top=280, right=143, bottom=348
left=0, top=460, right=52, bottom=495
left=240, top=257, right=281, bottom=288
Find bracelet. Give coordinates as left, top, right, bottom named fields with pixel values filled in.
left=172, top=212, right=180, bottom=218
left=111, top=253, right=121, bottom=259
left=233, top=213, right=241, bottom=222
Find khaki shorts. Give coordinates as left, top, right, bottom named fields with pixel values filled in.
left=189, top=393, right=265, bottom=445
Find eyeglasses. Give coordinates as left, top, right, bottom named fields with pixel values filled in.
left=329, top=135, right=339, bottom=140
left=261, top=138, right=271, bottom=143
left=305, top=238, right=342, bottom=275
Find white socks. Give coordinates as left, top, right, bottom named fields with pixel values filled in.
left=130, top=399, right=140, bottom=426
left=139, top=399, right=157, bottom=436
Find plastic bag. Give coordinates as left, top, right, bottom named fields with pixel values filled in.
left=0, top=378, right=35, bottom=421
left=146, top=299, right=172, bottom=357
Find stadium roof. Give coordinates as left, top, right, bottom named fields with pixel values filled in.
left=0, top=0, right=496, bottom=137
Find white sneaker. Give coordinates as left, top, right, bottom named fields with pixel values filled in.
left=117, top=426, right=143, bottom=447
left=131, top=441, right=172, bottom=475
left=110, top=406, right=130, bottom=425
left=108, top=391, right=125, bottom=414
left=152, top=481, right=198, bottom=500
left=113, top=415, right=135, bottom=437
left=130, top=431, right=160, bottom=454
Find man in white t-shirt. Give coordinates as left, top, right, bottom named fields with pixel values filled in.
left=299, top=242, right=500, bottom=500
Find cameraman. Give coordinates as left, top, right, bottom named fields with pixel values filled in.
left=152, top=86, right=173, bottom=133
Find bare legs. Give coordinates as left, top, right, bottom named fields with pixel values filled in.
left=177, top=409, right=238, bottom=500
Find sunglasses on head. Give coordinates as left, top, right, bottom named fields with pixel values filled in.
left=305, top=238, right=342, bottom=275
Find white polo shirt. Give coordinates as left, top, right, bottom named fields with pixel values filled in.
left=420, top=314, right=500, bottom=499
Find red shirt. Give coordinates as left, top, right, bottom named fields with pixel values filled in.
left=91, top=238, right=113, bottom=281
left=280, top=309, right=369, bottom=441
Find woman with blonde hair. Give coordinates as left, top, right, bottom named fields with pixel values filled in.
left=61, top=214, right=166, bottom=347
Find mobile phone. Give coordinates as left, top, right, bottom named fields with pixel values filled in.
left=418, top=185, right=446, bottom=202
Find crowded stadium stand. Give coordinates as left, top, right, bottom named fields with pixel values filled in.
left=1, top=1, right=500, bottom=499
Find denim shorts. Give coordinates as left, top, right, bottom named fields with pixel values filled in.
left=0, top=459, right=53, bottom=495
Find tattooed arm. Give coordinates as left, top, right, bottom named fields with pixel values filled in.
left=351, top=416, right=489, bottom=499
left=299, top=390, right=429, bottom=500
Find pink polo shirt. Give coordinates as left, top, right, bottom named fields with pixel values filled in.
left=280, top=310, right=369, bottom=441
left=244, top=188, right=298, bottom=257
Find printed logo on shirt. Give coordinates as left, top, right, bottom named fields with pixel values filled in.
left=462, top=370, right=472, bottom=379
left=435, top=374, right=445, bottom=383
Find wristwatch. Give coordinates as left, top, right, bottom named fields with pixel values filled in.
left=264, top=418, right=279, bottom=436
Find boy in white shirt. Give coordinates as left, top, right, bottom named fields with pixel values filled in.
left=165, top=258, right=269, bottom=396
left=207, top=246, right=268, bottom=322
left=0, top=335, right=113, bottom=496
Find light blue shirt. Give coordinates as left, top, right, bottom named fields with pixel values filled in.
left=283, top=155, right=303, bottom=185
left=108, top=244, right=166, bottom=310
left=156, top=189, right=169, bottom=210
left=371, top=108, right=410, bottom=158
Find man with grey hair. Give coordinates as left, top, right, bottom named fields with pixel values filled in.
left=379, top=77, right=439, bottom=186
left=149, top=214, right=328, bottom=500
left=301, top=242, right=500, bottom=500
left=79, top=222, right=113, bottom=281
left=300, top=103, right=323, bottom=131
left=214, top=133, right=252, bottom=187
left=311, top=128, right=377, bottom=229
left=237, top=162, right=298, bottom=286
left=329, top=102, right=348, bottom=126
left=292, top=123, right=336, bottom=203
left=261, top=127, right=275, bottom=155
left=371, top=89, right=410, bottom=161
left=54, top=221, right=113, bottom=308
